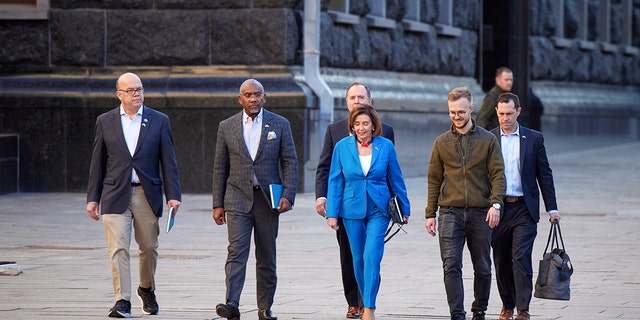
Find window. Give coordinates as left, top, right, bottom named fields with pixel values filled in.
left=576, top=0, right=597, bottom=50
left=597, top=0, right=639, bottom=55
left=366, top=1, right=396, bottom=29
left=327, top=0, right=359, bottom=25
left=551, top=0, right=572, bottom=47
left=0, top=0, right=49, bottom=20
left=402, top=0, right=432, bottom=33
left=436, top=0, right=461, bottom=37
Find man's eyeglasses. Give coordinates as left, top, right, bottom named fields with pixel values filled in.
left=449, top=108, right=472, bottom=117
left=118, top=87, right=144, bottom=95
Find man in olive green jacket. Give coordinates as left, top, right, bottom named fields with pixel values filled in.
left=425, top=87, right=505, bottom=320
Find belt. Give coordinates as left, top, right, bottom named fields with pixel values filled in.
left=131, top=183, right=142, bottom=187
left=253, top=185, right=261, bottom=190
left=505, top=196, right=524, bottom=203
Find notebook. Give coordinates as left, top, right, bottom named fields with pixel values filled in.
left=269, top=184, right=283, bottom=209
left=166, top=206, right=176, bottom=233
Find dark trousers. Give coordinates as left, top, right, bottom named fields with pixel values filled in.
left=337, top=218, right=362, bottom=307
left=438, top=207, right=493, bottom=318
left=224, top=189, right=279, bottom=309
left=491, top=200, right=537, bottom=312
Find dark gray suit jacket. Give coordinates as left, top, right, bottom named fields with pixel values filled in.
left=87, top=106, right=182, bottom=217
left=315, top=118, right=394, bottom=200
left=212, top=109, right=298, bottom=212
left=491, top=125, right=557, bottom=222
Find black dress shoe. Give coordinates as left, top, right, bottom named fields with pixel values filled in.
left=216, top=301, right=240, bottom=320
left=258, top=309, right=277, bottom=320
left=472, top=311, right=486, bottom=320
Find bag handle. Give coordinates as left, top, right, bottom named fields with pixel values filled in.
left=543, top=220, right=567, bottom=254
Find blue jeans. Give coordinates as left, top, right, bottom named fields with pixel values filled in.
left=437, top=207, right=493, bottom=318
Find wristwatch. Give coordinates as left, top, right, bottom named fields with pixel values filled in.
left=492, top=203, right=501, bottom=210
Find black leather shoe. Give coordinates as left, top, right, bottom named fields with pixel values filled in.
left=216, top=301, right=240, bottom=320
left=258, top=309, right=277, bottom=320
left=472, top=311, right=486, bottom=320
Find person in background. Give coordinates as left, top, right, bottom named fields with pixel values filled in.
left=86, top=72, right=182, bottom=318
left=212, top=79, right=298, bottom=320
left=490, top=92, right=561, bottom=320
left=476, top=67, right=514, bottom=130
left=315, top=82, right=394, bottom=319
left=526, top=88, right=544, bottom=131
left=424, top=87, right=505, bottom=320
left=326, top=104, right=410, bottom=320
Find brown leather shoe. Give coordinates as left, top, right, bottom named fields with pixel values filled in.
left=499, top=307, right=514, bottom=320
left=346, top=306, right=361, bottom=319
left=514, top=310, right=530, bottom=320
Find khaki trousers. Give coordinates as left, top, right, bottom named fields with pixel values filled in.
left=102, top=185, right=159, bottom=301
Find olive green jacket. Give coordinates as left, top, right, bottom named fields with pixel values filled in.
left=425, top=120, right=505, bottom=219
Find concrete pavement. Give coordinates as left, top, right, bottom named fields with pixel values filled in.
left=1, top=136, right=639, bottom=320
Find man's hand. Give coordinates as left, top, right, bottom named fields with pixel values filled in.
left=213, top=207, right=226, bottom=225
left=549, top=212, right=561, bottom=222
left=168, top=199, right=181, bottom=215
left=425, top=218, right=437, bottom=237
left=486, top=207, right=501, bottom=228
left=86, top=202, right=100, bottom=221
left=277, top=198, right=293, bottom=213
left=315, top=198, right=327, bottom=217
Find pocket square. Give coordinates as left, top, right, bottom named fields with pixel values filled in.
left=267, top=131, right=277, bottom=140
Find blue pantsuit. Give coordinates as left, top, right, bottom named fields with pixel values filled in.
left=342, top=195, right=389, bottom=309
left=327, top=135, right=410, bottom=310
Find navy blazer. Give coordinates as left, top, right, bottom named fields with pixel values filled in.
left=326, top=136, right=410, bottom=220
left=315, top=118, right=395, bottom=200
left=491, top=125, right=557, bottom=222
left=87, top=106, right=181, bottom=217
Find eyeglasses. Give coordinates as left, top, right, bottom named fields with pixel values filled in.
left=117, top=87, right=144, bottom=95
left=449, top=108, right=472, bottom=117
left=241, top=92, right=263, bottom=99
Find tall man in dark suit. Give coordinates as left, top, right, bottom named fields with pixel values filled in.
left=212, top=79, right=298, bottom=320
left=315, top=82, right=394, bottom=319
left=87, top=72, right=182, bottom=318
left=490, top=92, right=561, bottom=320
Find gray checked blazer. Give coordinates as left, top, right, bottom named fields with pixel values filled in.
left=212, top=109, right=298, bottom=213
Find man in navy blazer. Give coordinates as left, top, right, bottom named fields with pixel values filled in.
left=212, top=79, right=298, bottom=320
left=314, top=82, right=394, bottom=319
left=87, top=72, right=182, bottom=318
left=490, top=92, right=561, bottom=320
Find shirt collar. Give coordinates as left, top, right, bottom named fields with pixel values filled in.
left=120, top=105, right=143, bottom=116
left=500, top=123, right=520, bottom=137
left=242, top=108, right=263, bottom=124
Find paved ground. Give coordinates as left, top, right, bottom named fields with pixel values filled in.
left=1, top=135, right=639, bottom=320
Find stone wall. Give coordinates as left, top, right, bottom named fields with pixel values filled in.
left=529, top=0, right=640, bottom=85
left=0, top=67, right=308, bottom=193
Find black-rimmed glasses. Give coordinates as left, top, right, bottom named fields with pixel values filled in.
left=117, top=87, right=144, bottom=95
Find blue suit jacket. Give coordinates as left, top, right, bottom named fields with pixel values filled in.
left=491, top=125, right=557, bottom=222
left=326, top=136, right=409, bottom=220
left=212, top=109, right=298, bottom=213
left=315, top=118, right=395, bottom=200
left=87, top=106, right=182, bottom=217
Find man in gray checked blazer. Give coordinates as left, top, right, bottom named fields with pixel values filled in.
left=212, top=79, right=298, bottom=320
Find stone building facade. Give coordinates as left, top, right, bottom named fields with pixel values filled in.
left=0, top=0, right=638, bottom=193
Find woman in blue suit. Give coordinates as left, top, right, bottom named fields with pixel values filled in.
left=326, top=104, right=410, bottom=320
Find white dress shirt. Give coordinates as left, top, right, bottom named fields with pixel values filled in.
left=500, top=125, right=523, bottom=197
left=243, top=109, right=263, bottom=186
left=120, top=105, right=143, bottom=184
